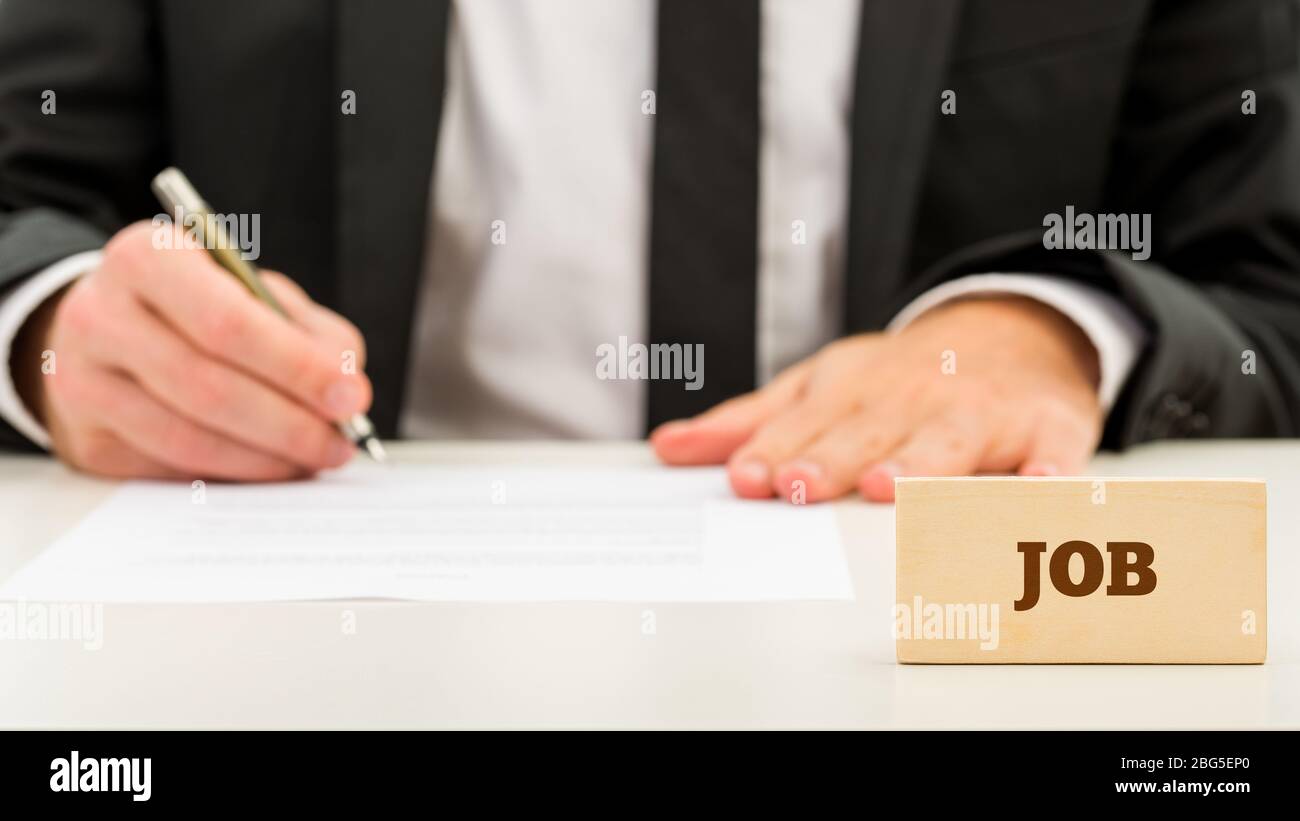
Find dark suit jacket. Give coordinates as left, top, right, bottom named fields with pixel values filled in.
left=2, top=0, right=1299, bottom=450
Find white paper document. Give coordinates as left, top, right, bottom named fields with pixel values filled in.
left=0, top=463, right=852, bottom=602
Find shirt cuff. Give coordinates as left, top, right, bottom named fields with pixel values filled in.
left=887, top=272, right=1148, bottom=413
left=0, top=250, right=103, bottom=449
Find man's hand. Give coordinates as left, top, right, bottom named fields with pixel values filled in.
left=11, top=221, right=373, bottom=481
left=651, top=296, right=1103, bottom=503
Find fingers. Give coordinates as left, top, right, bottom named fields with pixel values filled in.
left=35, top=223, right=367, bottom=483
left=58, top=429, right=190, bottom=481
left=79, top=368, right=309, bottom=482
left=659, top=376, right=1095, bottom=506
left=725, top=396, right=855, bottom=498
left=858, top=412, right=991, bottom=502
left=650, top=359, right=812, bottom=465
left=647, top=300, right=1106, bottom=504
left=261, top=272, right=367, bottom=370
left=105, top=228, right=371, bottom=422
left=770, top=405, right=911, bottom=503
left=1018, top=401, right=1099, bottom=477
left=85, top=295, right=354, bottom=472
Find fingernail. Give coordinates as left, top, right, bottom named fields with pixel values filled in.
left=324, top=380, right=361, bottom=417
left=776, top=461, right=825, bottom=503
left=733, top=460, right=770, bottom=485
left=870, top=461, right=901, bottom=479
left=783, top=459, right=824, bottom=483
left=860, top=461, right=901, bottom=500
left=1023, top=462, right=1060, bottom=477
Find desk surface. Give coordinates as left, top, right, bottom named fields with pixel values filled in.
left=1, top=440, right=1296, bottom=729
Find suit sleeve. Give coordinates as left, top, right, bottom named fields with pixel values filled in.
left=900, top=0, right=1300, bottom=449
left=0, top=0, right=164, bottom=450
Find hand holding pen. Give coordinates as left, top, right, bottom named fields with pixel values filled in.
left=8, top=169, right=381, bottom=480
left=152, top=168, right=385, bottom=462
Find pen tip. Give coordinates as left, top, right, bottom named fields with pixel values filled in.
left=363, top=437, right=387, bottom=462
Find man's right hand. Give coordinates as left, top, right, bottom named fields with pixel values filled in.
left=11, top=221, right=374, bottom=481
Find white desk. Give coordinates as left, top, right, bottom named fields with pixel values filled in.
left=1, top=440, right=1295, bottom=729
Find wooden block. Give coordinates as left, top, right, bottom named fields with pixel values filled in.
left=894, top=478, right=1266, bottom=663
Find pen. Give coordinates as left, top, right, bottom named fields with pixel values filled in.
left=150, top=167, right=387, bottom=462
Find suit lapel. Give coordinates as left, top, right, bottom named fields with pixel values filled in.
left=335, top=0, right=449, bottom=436
left=844, top=0, right=962, bottom=331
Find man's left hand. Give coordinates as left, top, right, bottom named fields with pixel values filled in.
left=651, top=296, right=1104, bottom=502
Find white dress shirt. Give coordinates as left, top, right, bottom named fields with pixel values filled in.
left=0, top=0, right=1145, bottom=449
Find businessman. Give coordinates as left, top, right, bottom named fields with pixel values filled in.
left=1, top=0, right=1298, bottom=502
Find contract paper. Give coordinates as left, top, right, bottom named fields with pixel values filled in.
left=0, top=464, right=853, bottom=602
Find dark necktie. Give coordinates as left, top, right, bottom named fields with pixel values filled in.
left=646, top=0, right=760, bottom=432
